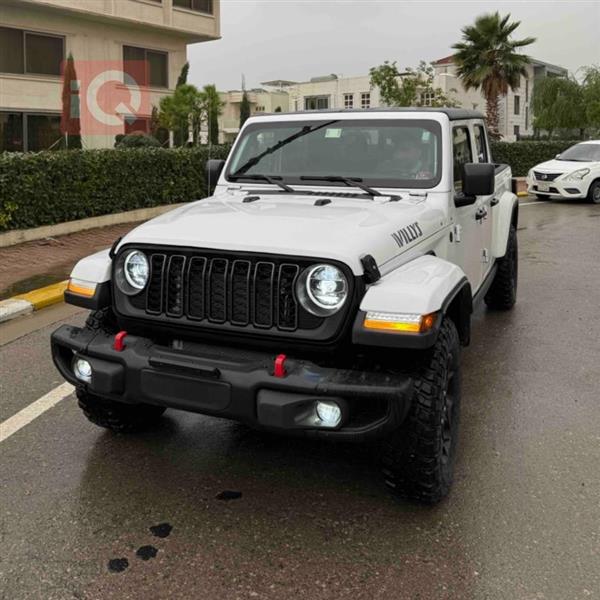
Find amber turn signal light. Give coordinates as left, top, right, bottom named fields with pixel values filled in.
left=67, top=279, right=96, bottom=298
left=363, top=311, right=438, bottom=334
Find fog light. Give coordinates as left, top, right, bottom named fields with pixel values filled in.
left=73, top=358, right=92, bottom=383
left=316, top=400, right=342, bottom=428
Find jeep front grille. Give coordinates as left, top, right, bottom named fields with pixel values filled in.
left=143, top=252, right=302, bottom=331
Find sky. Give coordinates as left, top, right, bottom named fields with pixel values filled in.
left=187, top=0, right=600, bottom=91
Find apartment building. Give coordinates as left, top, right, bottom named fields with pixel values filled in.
left=432, top=55, right=568, bottom=140
left=276, top=74, right=381, bottom=113
left=218, top=87, right=289, bottom=143
left=0, top=0, right=220, bottom=151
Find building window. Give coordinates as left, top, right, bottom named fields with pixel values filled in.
left=124, top=117, right=150, bottom=135
left=514, top=125, right=520, bottom=139
left=344, top=93, right=354, bottom=109
left=304, top=96, right=329, bottom=111
left=525, top=79, right=529, bottom=103
left=255, top=106, right=265, bottom=112
left=0, top=27, right=64, bottom=76
left=361, top=92, right=371, bottom=109
left=173, top=0, right=213, bottom=14
left=525, top=106, right=529, bottom=131
left=0, top=111, right=61, bottom=152
left=514, top=95, right=520, bottom=115
left=123, top=46, right=168, bottom=88
left=420, top=91, right=435, bottom=107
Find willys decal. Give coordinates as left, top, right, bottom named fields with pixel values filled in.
left=391, top=222, right=423, bottom=248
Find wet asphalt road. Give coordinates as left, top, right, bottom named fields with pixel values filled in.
left=1, top=198, right=599, bottom=600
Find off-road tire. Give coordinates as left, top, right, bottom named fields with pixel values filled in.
left=588, top=180, right=600, bottom=204
left=381, top=318, right=461, bottom=505
left=77, top=388, right=166, bottom=433
left=485, top=225, right=518, bottom=310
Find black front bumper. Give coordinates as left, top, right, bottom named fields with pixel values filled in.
left=51, top=325, right=413, bottom=440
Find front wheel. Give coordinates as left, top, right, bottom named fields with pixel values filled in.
left=381, top=318, right=461, bottom=504
left=588, top=180, right=600, bottom=204
left=77, top=389, right=166, bottom=433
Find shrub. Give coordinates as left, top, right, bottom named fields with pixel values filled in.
left=0, top=146, right=231, bottom=231
left=490, top=140, right=581, bottom=176
left=115, top=132, right=161, bottom=148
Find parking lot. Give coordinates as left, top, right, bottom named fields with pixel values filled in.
left=1, top=197, right=599, bottom=600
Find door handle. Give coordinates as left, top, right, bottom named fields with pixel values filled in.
left=475, top=208, right=488, bottom=221
left=490, top=197, right=500, bottom=207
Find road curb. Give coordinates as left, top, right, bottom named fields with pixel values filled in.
left=0, top=280, right=68, bottom=324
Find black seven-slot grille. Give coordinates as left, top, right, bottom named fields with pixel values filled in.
left=136, top=250, right=315, bottom=332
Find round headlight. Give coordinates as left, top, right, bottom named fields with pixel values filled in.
left=297, top=264, right=348, bottom=316
left=123, top=250, right=149, bottom=290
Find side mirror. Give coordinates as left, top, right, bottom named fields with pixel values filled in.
left=205, top=159, right=225, bottom=196
left=555, top=154, right=561, bottom=159
left=463, top=162, right=494, bottom=196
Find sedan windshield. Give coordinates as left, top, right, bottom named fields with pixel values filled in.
left=226, top=119, right=442, bottom=189
left=558, top=143, right=600, bottom=162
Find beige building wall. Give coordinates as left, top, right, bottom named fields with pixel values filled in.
left=285, top=75, right=381, bottom=112
left=219, top=89, right=289, bottom=143
left=0, top=0, right=220, bottom=149
left=433, top=58, right=567, bottom=141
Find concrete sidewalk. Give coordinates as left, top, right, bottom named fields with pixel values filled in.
left=0, top=222, right=139, bottom=300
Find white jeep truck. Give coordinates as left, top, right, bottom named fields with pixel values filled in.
left=51, top=109, right=519, bottom=504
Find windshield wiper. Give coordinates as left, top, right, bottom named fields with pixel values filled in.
left=299, top=175, right=383, bottom=197
left=231, top=120, right=339, bottom=176
left=228, top=174, right=295, bottom=193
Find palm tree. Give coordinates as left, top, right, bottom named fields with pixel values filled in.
left=452, top=12, right=535, bottom=138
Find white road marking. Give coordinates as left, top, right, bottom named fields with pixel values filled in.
left=520, top=201, right=546, bottom=206
left=0, top=382, right=74, bottom=443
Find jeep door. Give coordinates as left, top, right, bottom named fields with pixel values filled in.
left=452, top=124, right=483, bottom=291
left=473, top=122, right=495, bottom=283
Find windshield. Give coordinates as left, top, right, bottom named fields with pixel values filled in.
left=558, top=143, right=600, bottom=162
left=226, top=119, right=442, bottom=189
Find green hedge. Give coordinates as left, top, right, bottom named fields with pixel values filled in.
left=490, top=141, right=580, bottom=177
left=0, top=146, right=231, bottom=231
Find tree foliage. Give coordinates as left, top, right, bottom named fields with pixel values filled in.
left=452, top=12, right=535, bottom=138
left=176, top=62, right=190, bottom=88
left=582, top=65, right=600, bottom=132
left=202, top=84, right=224, bottom=145
left=158, top=84, right=203, bottom=146
left=60, top=53, right=82, bottom=149
left=239, top=90, right=251, bottom=128
left=369, top=61, right=458, bottom=108
left=531, top=77, right=585, bottom=136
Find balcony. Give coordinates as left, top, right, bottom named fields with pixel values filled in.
left=11, top=0, right=220, bottom=43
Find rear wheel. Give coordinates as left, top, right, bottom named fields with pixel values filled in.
left=485, top=225, right=518, bottom=310
left=588, top=180, right=600, bottom=204
left=77, top=389, right=166, bottom=433
left=381, top=318, right=461, bottom=504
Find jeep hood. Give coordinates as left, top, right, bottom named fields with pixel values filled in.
left=119, top=194, right=444, bottom=275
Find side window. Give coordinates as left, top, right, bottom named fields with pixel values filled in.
left=452, top=126, right=473, bottom=192
left=474, top=125, right=489, bottom=163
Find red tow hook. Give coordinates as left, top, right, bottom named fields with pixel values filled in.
left=113, top=331, right=128, bottom=352
left=273, top=354, right=287, bottom=378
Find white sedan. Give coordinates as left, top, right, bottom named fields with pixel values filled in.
left=527, top=141, right=600, bottom=204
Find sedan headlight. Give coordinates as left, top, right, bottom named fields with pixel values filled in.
left=297, top=264, right=348, bottom=316
left=565, top=168, right=590, bottom=181
left=116, top=250, right=149, bottom=295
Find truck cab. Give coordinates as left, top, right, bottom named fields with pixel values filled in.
left=52, top=108, right=519, bottom=504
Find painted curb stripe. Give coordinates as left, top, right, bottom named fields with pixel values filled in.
left=0, top=382, right=74, bottom=443
left=0, top=280, right=68, bottom=324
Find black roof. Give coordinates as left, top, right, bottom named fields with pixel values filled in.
left=252, top=107, right=485, bottom=121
